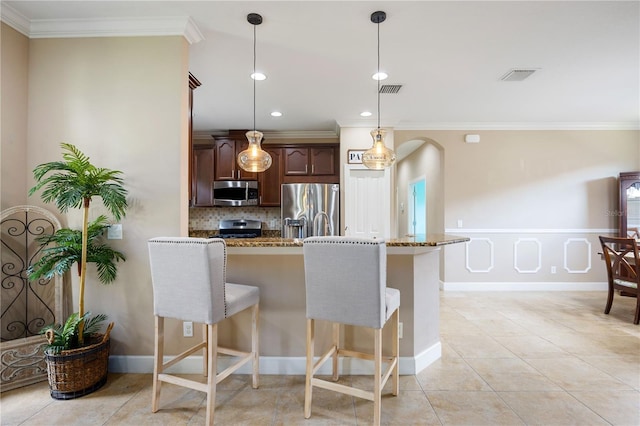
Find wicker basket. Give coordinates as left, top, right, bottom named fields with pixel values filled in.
left=44, top=323, right=113, bottom=400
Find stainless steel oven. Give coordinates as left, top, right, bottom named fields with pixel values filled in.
left=215, top=219, right=262, bottom=239
left=213, top=180, right=258, bottom=207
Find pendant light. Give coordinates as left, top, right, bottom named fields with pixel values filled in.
left=237, top=13, right=272, bottom=173
left=362, top=11, right=396, bottom=170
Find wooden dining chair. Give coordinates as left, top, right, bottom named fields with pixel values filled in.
left=598, top=236, right=640, bottom=324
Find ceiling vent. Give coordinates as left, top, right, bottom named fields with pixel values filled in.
left=500, top=68, right=538, bottom=81
left=379, top=84, right=402, bottom=94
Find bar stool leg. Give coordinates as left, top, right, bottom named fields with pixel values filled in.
left=304, top=318, right=315, bottom=419
left=202, top=323, right=208, bottom=378
left=392, top=308, right=399, bottom=396
left=152, top=316, right=164, bottom=413
left=332, top=323, right=340, bottom=381
left=205, top=324, right=217, bottom=426
left=374, top=328, right=382, bottom=426
left=252, top=303, right=260, bottom=389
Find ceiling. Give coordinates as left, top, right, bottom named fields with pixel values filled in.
left=3, top=1, right=639, bottom=135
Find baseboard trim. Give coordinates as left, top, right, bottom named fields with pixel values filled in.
left=109, top=343, right=442, bottom=376
left=413, top=342, right=441, bottom=374
left=442, top=281, right=607, bottom=291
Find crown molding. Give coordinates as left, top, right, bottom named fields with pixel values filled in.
left=193, top=130, right=340, bottom=140
left=337, top=118, right=639, bottom=131
left=262, top=130, right=339, bottom=139
left=1, top=3, right=30, bottom=36
left=0, top=9, right=204, bottom=44
left=395, top=122, right=640, bottom=131
left=182, top=17, right=204, bottom=44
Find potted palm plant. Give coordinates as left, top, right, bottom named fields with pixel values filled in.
left=28, top=143, right=128, bottom=399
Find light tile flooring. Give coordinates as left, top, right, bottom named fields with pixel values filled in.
left=2, top=292, right=639, bottom=425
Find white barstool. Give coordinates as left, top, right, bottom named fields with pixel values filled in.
left=147, top=237, right=259, bottom=425
left=303, top=236, right=400, bottom=425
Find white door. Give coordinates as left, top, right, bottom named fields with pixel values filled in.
left=344, top=165, right=391, bottom=239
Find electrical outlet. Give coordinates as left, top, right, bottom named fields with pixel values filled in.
left=551, top=266, right=557, bottom=274
left=183, top=321, right=193, bottom=337
left=399, top=322, right=403, bottom=339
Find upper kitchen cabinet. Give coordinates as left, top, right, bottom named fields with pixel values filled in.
left=258, top=147, right=282, bottom=206
left=619, top=171, right=640, bottom=238
left=283, top=145, right=338, bottom=183
left=192, top=145, right=214, bottom=207
left=214, top=135, right=258, bottom=181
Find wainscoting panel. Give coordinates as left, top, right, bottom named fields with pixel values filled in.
left=513, top=238, right=542, bottom=274
left=563, top=238, right=592, bottom=273
left=444, top=228, right=612, bottom=290
left=465, top=238, right=494, bottom=273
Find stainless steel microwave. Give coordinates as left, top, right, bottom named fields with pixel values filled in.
left=213, top=180, right=259, bottom=206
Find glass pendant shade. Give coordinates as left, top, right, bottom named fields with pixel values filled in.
left=238, top=130, right=272, bottom=172
left=362, top=128, right=396, bottom=170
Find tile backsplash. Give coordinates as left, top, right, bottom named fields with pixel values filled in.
left=189, top=207, right=281, bottom=231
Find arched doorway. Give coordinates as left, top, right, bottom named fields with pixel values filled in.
left=394, top=138, right=444, bottom=239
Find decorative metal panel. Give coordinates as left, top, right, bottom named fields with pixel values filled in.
left=1, top=206, right=63, bottom=392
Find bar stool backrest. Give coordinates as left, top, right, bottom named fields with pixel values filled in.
left=303, top=236, right=386, bottom=329
left=148, top=237, right=226, bottom=325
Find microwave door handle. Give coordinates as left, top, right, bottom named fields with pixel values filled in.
left=245, top=181, right=249, bottom=201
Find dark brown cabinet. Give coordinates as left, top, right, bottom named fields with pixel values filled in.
left=214, top=137, right=257, bottom=181
left=619, top=171, right=640, bottom=238
left=258, top=147, right=282, bottom=206
left=192, top=145, right=214, bottom=207
left=283, top=146, right=337, bottom=177
left=191, top=140, right=339, bottom=208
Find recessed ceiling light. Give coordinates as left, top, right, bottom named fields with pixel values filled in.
left=372, top=72, right=388, bottom=81
left=360, top=111, right=372, bottom=117
left=251, top=72, right=267, bottom=81
left=271, top=111, right=282, bottom=117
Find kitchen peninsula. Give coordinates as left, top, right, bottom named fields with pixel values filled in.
left=189, top=232, right=468, bottom=375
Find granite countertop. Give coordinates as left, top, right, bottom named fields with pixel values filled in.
left=188, top=231, right=469, bottom=247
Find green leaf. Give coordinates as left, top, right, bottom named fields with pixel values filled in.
left=29, top=143, right=128, bottom=219
left=41, top=312, right=108, bottom=353
left=27, top=216, right=126, bottom=285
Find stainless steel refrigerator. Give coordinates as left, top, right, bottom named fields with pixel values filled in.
left=281, top=183, right=340, bottom=238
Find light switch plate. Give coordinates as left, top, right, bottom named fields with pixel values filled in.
left=107, top=224, right=123, bottom=239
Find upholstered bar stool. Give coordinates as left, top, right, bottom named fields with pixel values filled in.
left=303, top=236, right=400, bottom=426
left=147, top=237, right=259, bottom=425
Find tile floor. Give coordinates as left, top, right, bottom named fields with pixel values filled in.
left=1, top=291, right=639, bottom=425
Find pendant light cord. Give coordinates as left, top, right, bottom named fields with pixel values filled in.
left=253, top=23, right=257, bottom=133
left=377, top=19, right=381, bottom=131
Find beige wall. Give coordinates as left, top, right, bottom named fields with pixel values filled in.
left=396, top=129, right=640, bottom=287
left=18, top=35, right=190, bottom=356
left=1, top=23, right=30, bottom=209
